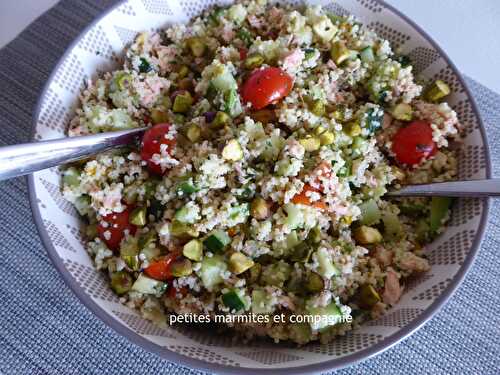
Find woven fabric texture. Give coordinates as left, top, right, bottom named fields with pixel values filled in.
left=0, top=0, right=498, bottom=374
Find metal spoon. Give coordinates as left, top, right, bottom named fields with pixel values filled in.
left=0, top=127, right=146, bottom=180
left=386, top=179, right=500, bottom=197
left=0, top=129, right=497, bottom=198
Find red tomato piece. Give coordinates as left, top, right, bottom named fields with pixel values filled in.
left=241, top=67, right=293, bottom=110
left=391, top=120, right=437, bottom=166
left=144, top=253, right=179, bottom=281
left=140, top=123, right=177, bottom=175
left=239, top=48, right=248, bottom=61
left=292, top=184, right=327, bottom=210
left=97, top=207, right=137, bottom=251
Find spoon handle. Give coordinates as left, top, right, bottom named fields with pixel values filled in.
left=0, top=127, right=146, bottom=181
left=388, top=179, right=500, bottom=197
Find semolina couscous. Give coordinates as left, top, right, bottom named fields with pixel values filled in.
left=62, top=0, right=460, bottom=344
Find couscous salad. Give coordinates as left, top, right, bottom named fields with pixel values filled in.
left=62, top=0, right=460, bottom=344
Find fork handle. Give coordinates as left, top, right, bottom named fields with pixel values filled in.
left=387, top=179, right=500, bottom=197
left=0, top=127, right=146, bottom=181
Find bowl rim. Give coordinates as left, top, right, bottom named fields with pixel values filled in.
left=27, top=0, right=492, bottom=373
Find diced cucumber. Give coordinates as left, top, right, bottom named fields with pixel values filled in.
left=203, top=230, right=231, bottom=253
left=306, top=302, right=342, bottom=331
left=140, top=246, right=160, bottom=262
left=63, top=167, right=80, bottom=187
left=283, top=203, right=304, bottom=230
left=430, top=197, right=452, bottom=232
left=360, top=46, right=375, bottom=62
left=222, top=139, right=243, bottom=161
left=359, top=199, right=381, bottom=225
left=74, top=195, right=91, bottom=216
left=183, top=239, right=203, bottom=261
left=131, top=274, right=167, bottom=295
left=222, top=289, right=247, bottom=311
left=286, top=231, right=301, bottom=249
left=312, top=16, right=337, bottom=42
left=275, top=158, right=299, bottom=177
left=261, top=134, right=285, bottom=162
left=176, top=179, right=199, bottom=195
left=251, top=289, right=275, bottom=314
left=120, top=237, right=140, bottom=270
left=224, top=89, right=242, bottom=117
left=211, top=68, right=237, bottom=92
left=315, top=247, right=340, bottom=278
left=174, top=203, right=199, bottom=224
left=337, top=159, right=352, bottom=177
left=110, top=71, right=133, bottom=92
left=199, top=255, right=227, bottom=290
left=227, top=3, right=247, bottom=24
left=351, top=136, right=365, bottom=158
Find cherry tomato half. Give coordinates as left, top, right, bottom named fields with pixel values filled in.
left=97, top=207, right=137, bottom=251
left=391, top=120, right=437, bottom=166
left=140, top=123, right=177, bottom=175
left=292, top=184, right=327, bottom=210
left=241, top=67, right=293, bottom=110
left=144, top=253, right=179, bottom=281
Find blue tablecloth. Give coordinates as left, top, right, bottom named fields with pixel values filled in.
left=0, top=1, right=498, bottom=374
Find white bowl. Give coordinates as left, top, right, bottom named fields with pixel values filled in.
left=28, top=0, right=491, bottom=373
